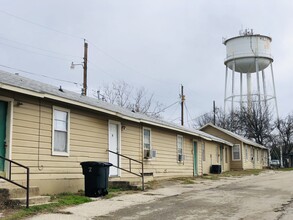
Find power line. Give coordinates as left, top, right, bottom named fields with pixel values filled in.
left=184, top=102, right=195, bottom=128
left=87, top=60, right=118, bottom=79
left=0, top=64, right=81, bottom=85
left=0, top=41, right=74, bottom=62
left=0, top=35, right=81, bottom=59
left=87, top=40, right=179, bottom=87
left=87, top=40, right=139, bottom=72
left=0, top=9, right=83, bottom=40
left=160, top=101, right=180, bottom=113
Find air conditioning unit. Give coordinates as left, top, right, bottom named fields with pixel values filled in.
left=144, top=149, right=157, bottom=159
left=178, top=154, right=185, bottom=162
left=151, top=149, right=157, bottom=158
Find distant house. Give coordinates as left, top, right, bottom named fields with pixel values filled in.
left=0, top=71, right=233, bottom=194
left=200, top=123, right=269, bottom=170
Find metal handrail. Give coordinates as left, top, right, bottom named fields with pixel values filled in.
left=0, top=155, right=30, bottom=208
left=106, top=150, right=144, bottom=190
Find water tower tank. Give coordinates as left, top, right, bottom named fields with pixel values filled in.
left=224, top=32, right=273, bottom=73
left=223, top=29, right=278, bottom=118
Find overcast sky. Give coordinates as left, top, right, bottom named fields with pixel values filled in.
left=0, top=0, right=292, bottom=126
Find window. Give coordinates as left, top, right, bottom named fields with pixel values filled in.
left=143, top=128, right=151, bottom=150
left=251, top=147, right=254, bottom=161
left=143, top=127, right=154, bottom=159
left=202, top=142, right=205, bottom=161
left=232, top=144, right=240, bottom=160
left=245, top=145, right=248, bottom=161
left=257, top=150, right=259, bottom=162
left=52, top=107, right=70, bottom=156
left=177, top=135, right=183, bottom=161
left=225, top=147, right=228, bottom=163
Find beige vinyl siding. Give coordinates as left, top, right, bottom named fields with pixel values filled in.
left=143, top=127, right=194, bottom=177
left=10, top=94, right=108, bottom=186
left=202, top=126, right=243, bottom=170
left=201, top=141, right=222, bottom=174
left=3, top=89, right=233, bottom=194
left=119, top=121, right=141, bottom=178
left=242, top=146, right=268, bottom=170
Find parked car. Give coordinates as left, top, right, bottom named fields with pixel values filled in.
left=270, top=160, right=280, bottom=168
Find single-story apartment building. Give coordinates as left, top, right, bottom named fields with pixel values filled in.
left=0, top=71, right=234, bottom=194
left=200, top=123, right=269, bottom=170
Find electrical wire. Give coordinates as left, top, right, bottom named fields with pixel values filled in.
left=0, top=9, right=83, bottom=40
left=87, top=60, right=117, bottom=79
left=0, top=64, right=81, bottom=85
left=166, top=102, right=181, bottom=122
left=184, top=102, right=195, bottom=127
left=0, top=35, right=82, bottom=59
left=158, top=101, right=180, bottom=113
left=0, top=41, right=74, bottom=62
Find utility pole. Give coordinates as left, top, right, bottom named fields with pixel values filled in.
left=213, top=100, right=216, bottom=125
left=180, top=84, right=185, bottom=126
left=83, top=40, right=88, bottom=96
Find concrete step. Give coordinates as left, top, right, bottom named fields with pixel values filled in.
left=8, top=186, right=40, bottom=198
left=109, top=181, right=140, bottom=190
left=0, top=180, right=49, bottom=207
left=11, top=195, right=51, bottom=206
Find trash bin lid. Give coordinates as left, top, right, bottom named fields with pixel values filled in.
left=80, top=161, right=113, bottom=167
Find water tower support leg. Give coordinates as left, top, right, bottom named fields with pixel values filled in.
left=255, top=58, right=261, bottom=107
left=262, top=70, right=267, bottom=107
left=270, top=63, right=279, bottom=119
left=231, top=62, right=235, bottom=114
left=240, top=73, right=243, bottom=110
left=224, top=66, right=228, bottom=114
left=247, top=73, right=252, bottom=110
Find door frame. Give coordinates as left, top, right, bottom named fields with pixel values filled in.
left=220, top=145, right=224, bottom=171
left=0, top=96, right=13, bottom=176
left=108, top=120, right=121, bottom=177
left=193, top=141, right=198, bottom=176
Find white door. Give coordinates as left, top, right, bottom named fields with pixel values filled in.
left=109, top=122, right=120, bottom=176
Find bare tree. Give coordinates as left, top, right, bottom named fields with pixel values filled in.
left=194, top=102, right=275, bottom=146
left=275, top=114, right=293, bottom=165
left=96, top=81, right=164, bottom=118
left=236, top=103, right=274, bottom=146
left=193, top=107, right=237, bottom=131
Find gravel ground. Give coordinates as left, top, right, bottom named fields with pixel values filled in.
left=27, top=170, right=293, bottom=220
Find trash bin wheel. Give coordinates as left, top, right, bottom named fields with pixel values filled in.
left=103, top=189, right=108, bottom=196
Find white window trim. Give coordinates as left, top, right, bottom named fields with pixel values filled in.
left=142, top=127, right=152, bottom=150
left=232, top=144, right=241, bottom=161
left=177, top=135, right=184, bottom=162
left=52, top=106, right=70, bottom=157
left=202, top=142, right=205, bottom=161
left=245, top=145, right=248, bottom=161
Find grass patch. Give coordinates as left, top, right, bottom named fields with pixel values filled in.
left=171, top=177, right=196, bottom=184
left=103, top=187, right=139, bottom=199
left=220, top=169, right=263, bottom=177
left=201, top=175, right=220, bottom=180
left=277, top=168, right=293, bottom=171
left=2, top=193, right=92, bottom=220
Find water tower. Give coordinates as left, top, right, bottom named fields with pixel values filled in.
left=223, top=29, right=278, bottom=117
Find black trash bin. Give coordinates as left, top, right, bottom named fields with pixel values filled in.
left=80, top=161, right=112, bottom=197
left=210, top=165, right=222, bottom=174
